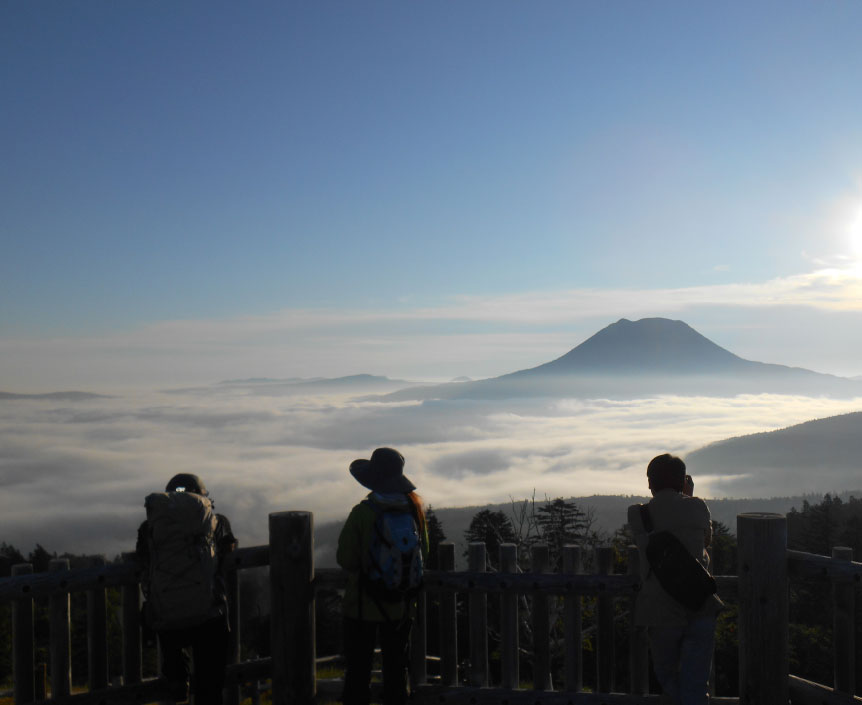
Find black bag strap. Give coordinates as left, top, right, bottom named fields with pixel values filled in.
left=638, top=504, right=654, bottom=533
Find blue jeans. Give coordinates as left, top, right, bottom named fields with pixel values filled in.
left=648, top=615, right=715, bottom=705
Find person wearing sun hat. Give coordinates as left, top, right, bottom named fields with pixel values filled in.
left=337, top=448, right=429, bottom=705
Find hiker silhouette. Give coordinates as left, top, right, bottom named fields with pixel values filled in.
left=627, top=455, right=723, bottom=705
left=337, top=448, right=429, bottom=705
left=136, top=473, right=236, bottom=704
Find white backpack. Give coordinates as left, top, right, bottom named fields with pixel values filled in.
left=144, top=491, right=220, bottom=630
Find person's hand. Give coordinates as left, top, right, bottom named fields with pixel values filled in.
left=683, top=474, right=694, bottom=496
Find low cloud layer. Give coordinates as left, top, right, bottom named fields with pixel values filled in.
left=1, top=385, right=860, bottom=557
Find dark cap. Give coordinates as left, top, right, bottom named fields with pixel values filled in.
left=165, top=473, right=208, bottom=496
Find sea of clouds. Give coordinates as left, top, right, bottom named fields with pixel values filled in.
left=2, top=383, right=861, bottom=559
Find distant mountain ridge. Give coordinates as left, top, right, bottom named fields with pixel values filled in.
left=0, top=391, right=109, bottom=401
left=167, top=373, right=414, bottom=397
left=380, top=318, right=861, bottom=401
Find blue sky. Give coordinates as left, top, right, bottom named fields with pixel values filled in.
left=3, top=1, right=862, bottom=388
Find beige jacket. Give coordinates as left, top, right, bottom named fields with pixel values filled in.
left=627, top=489, right=722, bottom=627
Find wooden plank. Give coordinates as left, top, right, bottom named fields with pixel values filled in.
left=500, top=544, right=519, bottom=690
left=120, top=553, right=141, bottom=687
left=409, top=684, right=742, bottom=704
left=422, top=570, right=638, bottom=595
left=12, top=564, right=35, bottom=705
left=737, top=513, right=788, bottom=705
left=224, top=544, right=270, bottom=570
left=531, top=545, right=551, bottom=691
left=410, top=589, right=428, bottom=687
left=467, top=543, right=488, bottom=687
left=29, top=677, right=166, bottom=705
left=269, top=511, right=315, bottom=705
left=439, top=543, right=458, bottom=687
left=831, top=546, right=854, bottom=695
left=0, top=562, right=139, bottom=602
left=627, top=546, right=648, bottom=696
left=789, top=673, right=862, bottom=705
left=25, top=663, right=273, bottom=705
left=562, top=546, right=582, bottom=693
left=49, top=559, right=72, bottom=699
left=225, top=567, right=241, bottom=705
left=0, top=552, right=660, bottom=602
left=86, top=558, right=108, bottom=691
left=787, top=549, right=862, bottom=579
left=595, top=547, right=614, bottom=694
left=225, top=657, right=272, bottom=686
left=0, top=544, right=271, bottom=603
left=312, top=568, right=348, bottom=592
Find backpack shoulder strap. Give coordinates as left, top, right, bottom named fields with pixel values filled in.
left=638, top=504, right=654, bottom=533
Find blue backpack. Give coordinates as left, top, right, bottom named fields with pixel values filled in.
left=361, top=499, right=424, bottom=603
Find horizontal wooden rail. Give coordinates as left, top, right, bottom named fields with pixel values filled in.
left=23, top=660, right=274, bottom=705
left=0, top=545, right=271, bottom=602
left=787, top=549, right=862, bottom=581
left=0, top=554, right=740, bottom=603
left=0, top=562, right=140, bottom=602
left=224, top=544, right=270, bottom=570
left=313, top=567, right=348, bottom=592
left=789, top=674, right=862, bottom=705
left=422, top=570, right=639, bottom=595
left=410, top=686, right=741, bottom=704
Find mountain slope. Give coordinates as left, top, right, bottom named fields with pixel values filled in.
left=522, top=317, right=745, bottom=375
left=686, top=411, right=862, bottom=496
left=380, top=318, right=861, bottom=401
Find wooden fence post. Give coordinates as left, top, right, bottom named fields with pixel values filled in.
left=87, top=556, right=108, bottom=691
left=439, top=542, right=458, bottom=687
left=49, top=558, right=72, bottom=699
left=531, top=544, right=551, bottom=691
left=500, top=543, right=519, bottom=690
left=34, top=663, right=47, bottom=701
left=596, top=546, right=614, bottom=694
left=225, top=566, right=241, bottom=705
left=832, top=546, right=854, bottom=695
left=468, top=542, right=488, bottom=687
left=270, top=511, right=315, bottom=705
left=563, top=546, right=582, bottom=693
left=12, top=564, right=34, bottom=705
left=410, top=588, right=427, bottom=687
left=121, top=554, right=142, bottom=686
left=627, top=545, right=648, bottom=696
left=737, top=513, right=787, bottom=705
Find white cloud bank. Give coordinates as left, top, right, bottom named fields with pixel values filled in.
left=1, top=386, right=860, bottom=557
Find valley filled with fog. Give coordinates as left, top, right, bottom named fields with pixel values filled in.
left=3, top=377, right=860, bottom=558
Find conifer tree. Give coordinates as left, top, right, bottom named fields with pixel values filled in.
left=425, top=505, right=447, bottom=569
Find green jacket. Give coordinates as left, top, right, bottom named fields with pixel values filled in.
left=337, top=492, right=430, bottom=622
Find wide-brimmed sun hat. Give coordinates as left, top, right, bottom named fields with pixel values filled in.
left=349, top=447, right=416, bottom=493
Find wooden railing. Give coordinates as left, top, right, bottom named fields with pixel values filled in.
left=1, top=511, right=860, bottom=705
